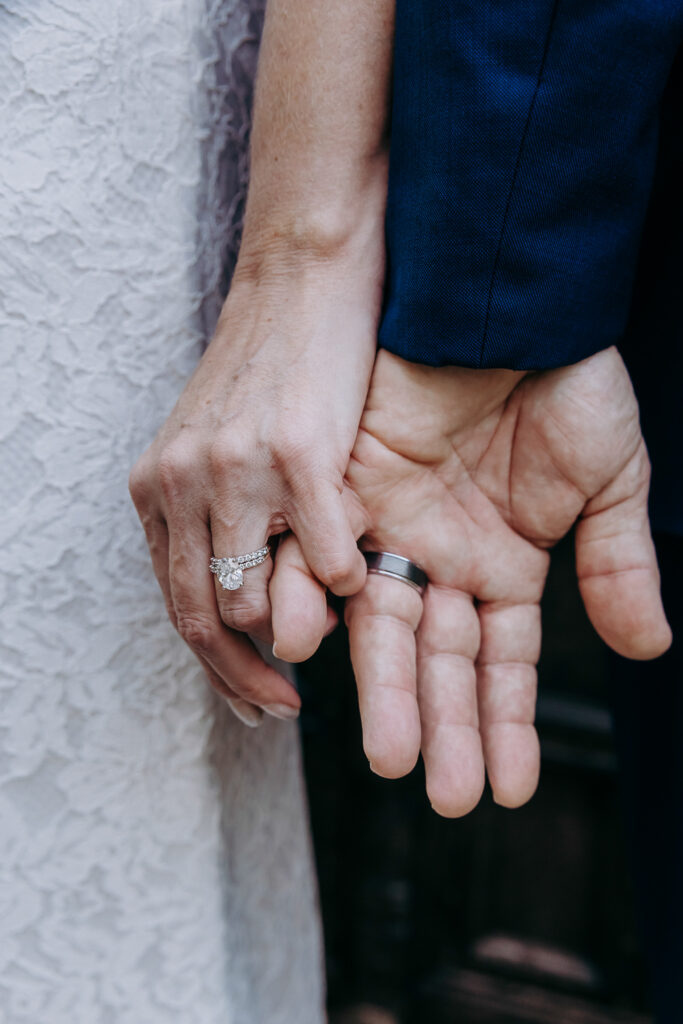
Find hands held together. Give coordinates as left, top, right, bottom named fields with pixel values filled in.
left=128, top=0, right=669, bottom=817
left=129, top=257, right=671, bottom=817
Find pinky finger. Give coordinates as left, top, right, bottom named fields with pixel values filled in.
left=196, top=652, right=264, bottom=728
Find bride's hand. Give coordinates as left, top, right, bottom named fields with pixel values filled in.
left=128, top=241, right=382, bottom=717
left=337, top=347, right=670, bottom=814
left=128, top=0, right=394, bottom=719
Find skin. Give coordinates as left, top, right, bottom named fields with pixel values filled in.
left=333, top=346, right=671, bottom=816
left=131, top=2, right=669, bottom=813
left=129, top=0, right=395, bottom=721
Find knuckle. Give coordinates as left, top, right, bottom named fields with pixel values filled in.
left=220, top=596, right=270, bottom=635
left=274, top=428, right=316, bottom=475
left=163, top=600, right=178, bottom=631
left=208, top=432, right=250, bottom=480
left=176, top=612, right=216, bottom=654
left=157, top=443, right=195, bottom=503
left=229, top=678, right=263, bottom=705
left=128, top=458, right=153, bottom=510
left=320, top=554, right=355, bottom=590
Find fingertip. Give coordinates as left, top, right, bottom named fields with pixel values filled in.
left=581, top=574, right=673, bottom=661
left=424, top=727, right=485, bottom=818
left=362, top=701, right=421, bottom=779
left=485, top=723, right=540, bottom=809
left=272, top=600, right=327, bottom=662
left=491, top=783, right=539, bottom=809
left=365, top=744, right=419, bottom=780
left=263, top=702, right=301, bottom=721
left=225, top=697, right=264, bottom=728
left=427, top=772, right=486, bottom=819
left=647, top=619, right=673, bottom=659
left=491, top=780, right=540, bottom=809
left=604, top=618, right=672, bottom=661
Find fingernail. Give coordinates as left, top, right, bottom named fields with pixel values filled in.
left=263, top=702, right=300, bottom=721
left=225, top=697, right=264, bottom=728
left=272, top=641, right=280, bottom=658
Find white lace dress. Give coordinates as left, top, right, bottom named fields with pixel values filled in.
left=0, top=2, right=325, bottom=1022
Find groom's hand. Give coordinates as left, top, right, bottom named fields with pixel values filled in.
left=340, top=347, right=670, bottom=816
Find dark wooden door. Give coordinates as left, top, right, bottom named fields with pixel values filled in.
left=299, top=533, right=653, bottom=1024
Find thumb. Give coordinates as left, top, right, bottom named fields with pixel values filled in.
left=576, top=444, right=671, bottom=660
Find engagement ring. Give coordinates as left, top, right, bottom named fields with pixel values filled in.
left=210, top=545, right=270, bottom=591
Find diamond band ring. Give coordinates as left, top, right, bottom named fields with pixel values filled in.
left=210, top=546, right=270, bottom=591
left=363, top=551, right=428, bottom=595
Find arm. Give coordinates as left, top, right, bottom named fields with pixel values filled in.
left=380, top=0, right=683, bottom=369
left=327, top=1, right=679, bottom=808
left=129, top=0, right=395, bottom=717
left=239, top=0, right=393, bottom=269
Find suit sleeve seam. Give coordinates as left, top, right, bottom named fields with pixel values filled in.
left=478, top=0, right=562, bottom=367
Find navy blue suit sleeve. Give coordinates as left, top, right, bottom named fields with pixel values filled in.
left=379, top=1, right=683, bottom=370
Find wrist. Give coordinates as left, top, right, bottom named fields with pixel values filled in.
left=365, top=351, right=527, bottom=459
left=213, top=226, right=384, bottom=371
left=235, top=153, right=388, bottom=279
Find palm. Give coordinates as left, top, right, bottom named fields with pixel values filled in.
left=344, top=347, right=670, bottom=816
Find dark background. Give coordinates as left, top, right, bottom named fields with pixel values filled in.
left=300, top=531, right=653, bottom=1024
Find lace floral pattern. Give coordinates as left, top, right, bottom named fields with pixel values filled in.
left=0, top=2, right=324, bottom=1021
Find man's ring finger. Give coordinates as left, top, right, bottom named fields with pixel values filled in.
left=362, top=551, right=428, bottom=595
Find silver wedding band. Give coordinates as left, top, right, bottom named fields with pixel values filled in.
left=363, top=551, right=428, bottom=595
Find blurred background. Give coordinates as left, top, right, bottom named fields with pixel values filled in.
left=300, top=531, right=653, bottom=1024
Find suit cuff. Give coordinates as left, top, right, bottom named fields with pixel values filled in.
left=379, top=0, right=681, bottom=370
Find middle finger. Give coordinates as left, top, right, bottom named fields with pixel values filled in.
left=416, top=585, right=485, bottom=817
